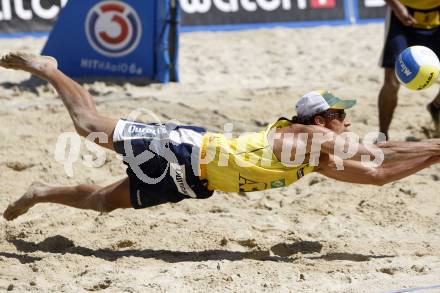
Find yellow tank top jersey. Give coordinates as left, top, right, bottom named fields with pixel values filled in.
left=399, top=0, right=439, bottom=10
left=200, top=119, right=315, bottom=193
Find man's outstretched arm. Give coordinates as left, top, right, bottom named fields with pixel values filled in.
left=376, top=139, right=440, bottom=163
left=275, top=124, right=440, bottom=165
left=316, top=154, right=440, bottom=186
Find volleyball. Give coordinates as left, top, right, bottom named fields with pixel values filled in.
left=395, top=46, right=440, bottom=90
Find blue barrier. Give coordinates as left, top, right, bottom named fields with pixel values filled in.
left=41, top=0, right=179, bottom=83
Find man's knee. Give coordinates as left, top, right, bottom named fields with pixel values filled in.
left=89, top=190, right=122, bottom=213
left=383, top=69, right=400, bottom=92
left=100, top=201, right=117, bottom=213
left=94, top=194, right=118, bottom=213
left=383, top=79, right=400, bottom=93
left=75, top=184, right=116, bottom=213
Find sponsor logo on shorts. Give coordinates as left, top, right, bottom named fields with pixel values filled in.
left=85, top=1, right=142, bottom=57
left=121, top=122, right=167, bottom=139
left=136, top=190, right=142, bottom=206
left=170, top=163, right=197, bottom=198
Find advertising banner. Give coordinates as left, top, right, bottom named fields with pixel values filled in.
left=356, top=0, right=386, bottom=21
left=0, top=0, right=66, bottom=33
left=0, top=1, right=388, bottom=35
left=41, top=0, right=179, bottom=82
left=0, top=0, right=388, bottom=83
left=180, top=0, right=348, bottom=27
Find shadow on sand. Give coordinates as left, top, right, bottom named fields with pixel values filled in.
left=1, top=76, right=47, bottom=94
left=0, top=75, right=155, bottom=93
left=3, top=235, right=395, bottom=264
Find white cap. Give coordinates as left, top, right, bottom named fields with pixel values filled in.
left=295, top=90, right=356, bottom=119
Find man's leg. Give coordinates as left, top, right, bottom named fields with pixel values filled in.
left=3, top=178, right=132, bottom=221
left=378, top=68, right=400, bottom=140
left=0, top=53, right=133, bottom=221
left=427, top=90, right=440, bottom=135
left=0, top=52, right=117, bottom=150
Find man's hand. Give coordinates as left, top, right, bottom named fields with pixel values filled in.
left=387, top=0, right=417, bottom=26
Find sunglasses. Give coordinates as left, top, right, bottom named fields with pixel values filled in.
left=320, top=110, right=346, bottom=120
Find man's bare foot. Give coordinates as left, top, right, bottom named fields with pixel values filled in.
left=3, top=182, right=49, bottom=221
left=0, top=52, right=58, bottom=80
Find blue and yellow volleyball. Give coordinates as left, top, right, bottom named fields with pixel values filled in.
left=395, top=46, right=440, bottom=90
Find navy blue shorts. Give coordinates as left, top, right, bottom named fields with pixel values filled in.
left=112, top=119, right=213, bottom=208
left=381, top=7, right=440, bottom=68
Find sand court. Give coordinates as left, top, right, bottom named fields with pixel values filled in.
left=0, top=23, right=440, bottom=292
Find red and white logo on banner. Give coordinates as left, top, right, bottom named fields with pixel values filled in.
left=85, top=1, right=142, bottom=57
left=310, top=0, right=336, bottom=8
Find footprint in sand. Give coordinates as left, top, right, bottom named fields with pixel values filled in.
left=4, top=161, right=34, bottom=171
left=87, top=279, right=112, bottom=291
left=112, top=239, right=136, bottom=249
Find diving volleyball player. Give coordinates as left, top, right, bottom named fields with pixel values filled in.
left=2, top=52, right=440, bottom=221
